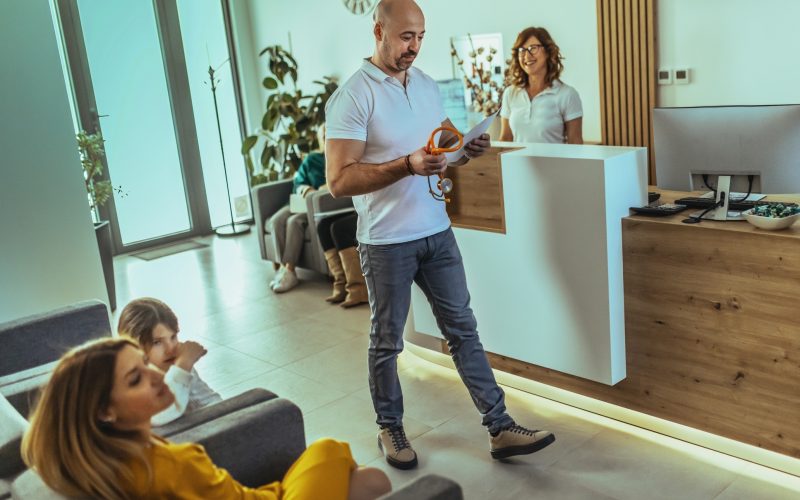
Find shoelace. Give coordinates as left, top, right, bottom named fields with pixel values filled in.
left=507, top=424, right=539, bottom=436
left=388, top=426, right=411, bottom=451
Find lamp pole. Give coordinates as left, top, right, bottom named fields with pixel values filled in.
left=208, top=63, right=249, bottom=236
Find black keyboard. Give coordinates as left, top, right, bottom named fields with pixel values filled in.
left=675, top=197, right=766, bottom=212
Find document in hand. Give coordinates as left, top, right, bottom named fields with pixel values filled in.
left=444, top=110, right=499, bottom=164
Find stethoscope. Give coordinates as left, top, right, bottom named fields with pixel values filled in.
left=425, top=126, right=463, bottom=203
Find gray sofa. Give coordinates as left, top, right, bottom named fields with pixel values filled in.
left=4, top=391, right=461, bottom=499
left=0, top=301, right=461, bottom=499
left=0, top=300, right=111, bottom=418
left=252, top=179, right=354, bottom=275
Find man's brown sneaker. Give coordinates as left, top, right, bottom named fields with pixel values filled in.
left=489, top=424, right=555, bottom=459
left=378, top=426, right=418, bottom=470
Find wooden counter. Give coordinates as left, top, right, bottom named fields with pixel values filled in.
left=478, top=190, right=800, bottom=458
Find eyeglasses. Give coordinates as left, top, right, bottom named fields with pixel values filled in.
left=516, top=44, right=544, bottom=57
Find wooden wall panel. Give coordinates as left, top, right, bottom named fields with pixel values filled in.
left=597, top=0, right=657, bottom=182
left=446, top=147, right=518, bottom=234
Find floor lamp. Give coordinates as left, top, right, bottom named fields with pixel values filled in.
left=208, top=62, right=250, bottom=236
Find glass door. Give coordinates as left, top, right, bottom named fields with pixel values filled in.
left=58, top=0, right=211, bottom=251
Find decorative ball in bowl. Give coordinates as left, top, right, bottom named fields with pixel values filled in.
left=742, top=203, right=800, bottom=230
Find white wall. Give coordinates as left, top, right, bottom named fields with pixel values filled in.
left=658, top=0, right=800, bottom=107
left=238, top=0, right=602, bottom=142
left=0, top=0, right=108, bottom=323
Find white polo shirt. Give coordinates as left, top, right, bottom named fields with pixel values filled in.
left=500, top=80, right=582, bottom=144
left=325, top=59, right=451, bottom=245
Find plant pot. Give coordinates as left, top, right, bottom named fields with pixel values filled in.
left=94, top=221, right=116, bottom=311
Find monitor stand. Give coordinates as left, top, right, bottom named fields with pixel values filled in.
left=690, top=175, right=745, bottom=221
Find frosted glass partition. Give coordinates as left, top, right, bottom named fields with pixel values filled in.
left=177, top=0, right=251, bottom=227
left=78, top=0, right=191, bottom=244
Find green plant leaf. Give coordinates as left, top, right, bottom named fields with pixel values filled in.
left=241, top=135, right=258, bottom=154
left=262, top=77, right=278, bottom=89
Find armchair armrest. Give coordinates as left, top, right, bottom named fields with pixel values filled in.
left=156, top=388, right=278, bottom=438
left=307, top=190, right=354, bottom=218
left=380, top=474, right=463, bottom=500
left=170, top=397, right=305, bottom=488
left=252, top=180, right=294, bottom=260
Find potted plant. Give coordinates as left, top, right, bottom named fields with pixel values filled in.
left=241, top=44, right=338, bottom=185
left=76, top=129, right=124, bottom=310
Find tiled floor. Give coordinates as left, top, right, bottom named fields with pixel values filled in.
left=112, top=231, right=800, bottom=499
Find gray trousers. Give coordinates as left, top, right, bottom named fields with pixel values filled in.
left=267, top=205, right=307, bottom=266
left=359, top=227, right=514, bottom=434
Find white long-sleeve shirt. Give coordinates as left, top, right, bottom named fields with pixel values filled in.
left=151, top=365, right=222, bottom=427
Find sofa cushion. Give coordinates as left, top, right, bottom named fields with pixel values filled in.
left=0, top=394, right=27, bottom=478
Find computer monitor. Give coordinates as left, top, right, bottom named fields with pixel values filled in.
left=653, top=104, right=800, bottom=220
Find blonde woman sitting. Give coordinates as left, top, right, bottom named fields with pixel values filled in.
left=21, top=337, right=391, bottom=499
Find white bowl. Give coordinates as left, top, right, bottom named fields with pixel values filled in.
left=742, top=209, right=800, bottom=230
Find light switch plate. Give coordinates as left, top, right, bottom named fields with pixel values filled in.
left=657, top=68, right=672, bottom=85
left=674, top=68, right=690, bottom=84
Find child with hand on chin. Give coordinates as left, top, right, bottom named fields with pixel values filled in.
left=117, top=297, right=221, bottom=426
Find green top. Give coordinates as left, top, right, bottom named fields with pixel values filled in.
left=292, top=152, right=326, bottom=194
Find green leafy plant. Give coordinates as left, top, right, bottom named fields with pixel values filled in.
left=76, top=130, right=124, bottom=219
left=242, top=45, right=338, bottom=186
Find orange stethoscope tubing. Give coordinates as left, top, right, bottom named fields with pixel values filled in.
left=425, top=126, right=463, bottom=203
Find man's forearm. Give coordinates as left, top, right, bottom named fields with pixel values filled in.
left=329, top=156, right=411, bottom=197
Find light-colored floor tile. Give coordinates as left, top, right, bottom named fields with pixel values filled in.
left=218, top=367, right=348, bottom=414
left=548, top=428, right=738, bottom=500
left=367, top=432, right=537, bottom=500
left=194, top=345, right=278, bottom=392
left=226, top=316, right=363, bottom=367
left=504, top=467, right=618, bottom=500
left=351, top=360, right=478, bottom=429
left=303, top=394, right=432, bottom=465
left=282, top=336, right=372, bottom=394
left=714, top=476, right=800, bottom=500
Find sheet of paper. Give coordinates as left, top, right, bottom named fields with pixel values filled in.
left=444, top=111, right=499, bottom=164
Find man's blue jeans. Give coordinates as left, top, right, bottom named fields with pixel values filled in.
left=359, top=228, right=514, bottom=434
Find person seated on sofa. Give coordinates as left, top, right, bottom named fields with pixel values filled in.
left=316, top=212, right=366, bottom=308
left=21, top=337, right=392, bottom=499
left=268, top=126, right=329, bottom=293
left=118, top=297, right=221, bottom=427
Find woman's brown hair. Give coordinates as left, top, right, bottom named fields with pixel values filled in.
left=508, top=27, right=565, bottom=88
left=117, top=297, right=179, bottom=350
left=21, top=337, right=150, bottom=500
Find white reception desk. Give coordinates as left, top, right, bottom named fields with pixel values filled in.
left=409, top=142, right=647, bottom=385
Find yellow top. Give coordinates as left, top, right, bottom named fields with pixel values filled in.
left=128, top=440, right=281, bottom=499
left=127, top=437, right=355, bottom=499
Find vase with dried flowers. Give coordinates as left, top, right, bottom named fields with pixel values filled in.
left=450, top=34, right=509, bottom=117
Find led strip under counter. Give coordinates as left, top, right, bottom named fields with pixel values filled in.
left=405, top=338, right=800, bottom=480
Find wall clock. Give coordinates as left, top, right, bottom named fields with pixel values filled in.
left=342, top=0, right=376, bottom=15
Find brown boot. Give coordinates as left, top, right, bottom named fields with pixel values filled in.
left=323, top=249, right=346, bottom=303
left=339, top=247, right=368, bottom=308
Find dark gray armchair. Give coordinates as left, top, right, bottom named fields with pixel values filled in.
left=252, top=179, right=354, bottom=276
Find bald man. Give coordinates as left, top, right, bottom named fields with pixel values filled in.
left=325, top=0, right=555, bottom=470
